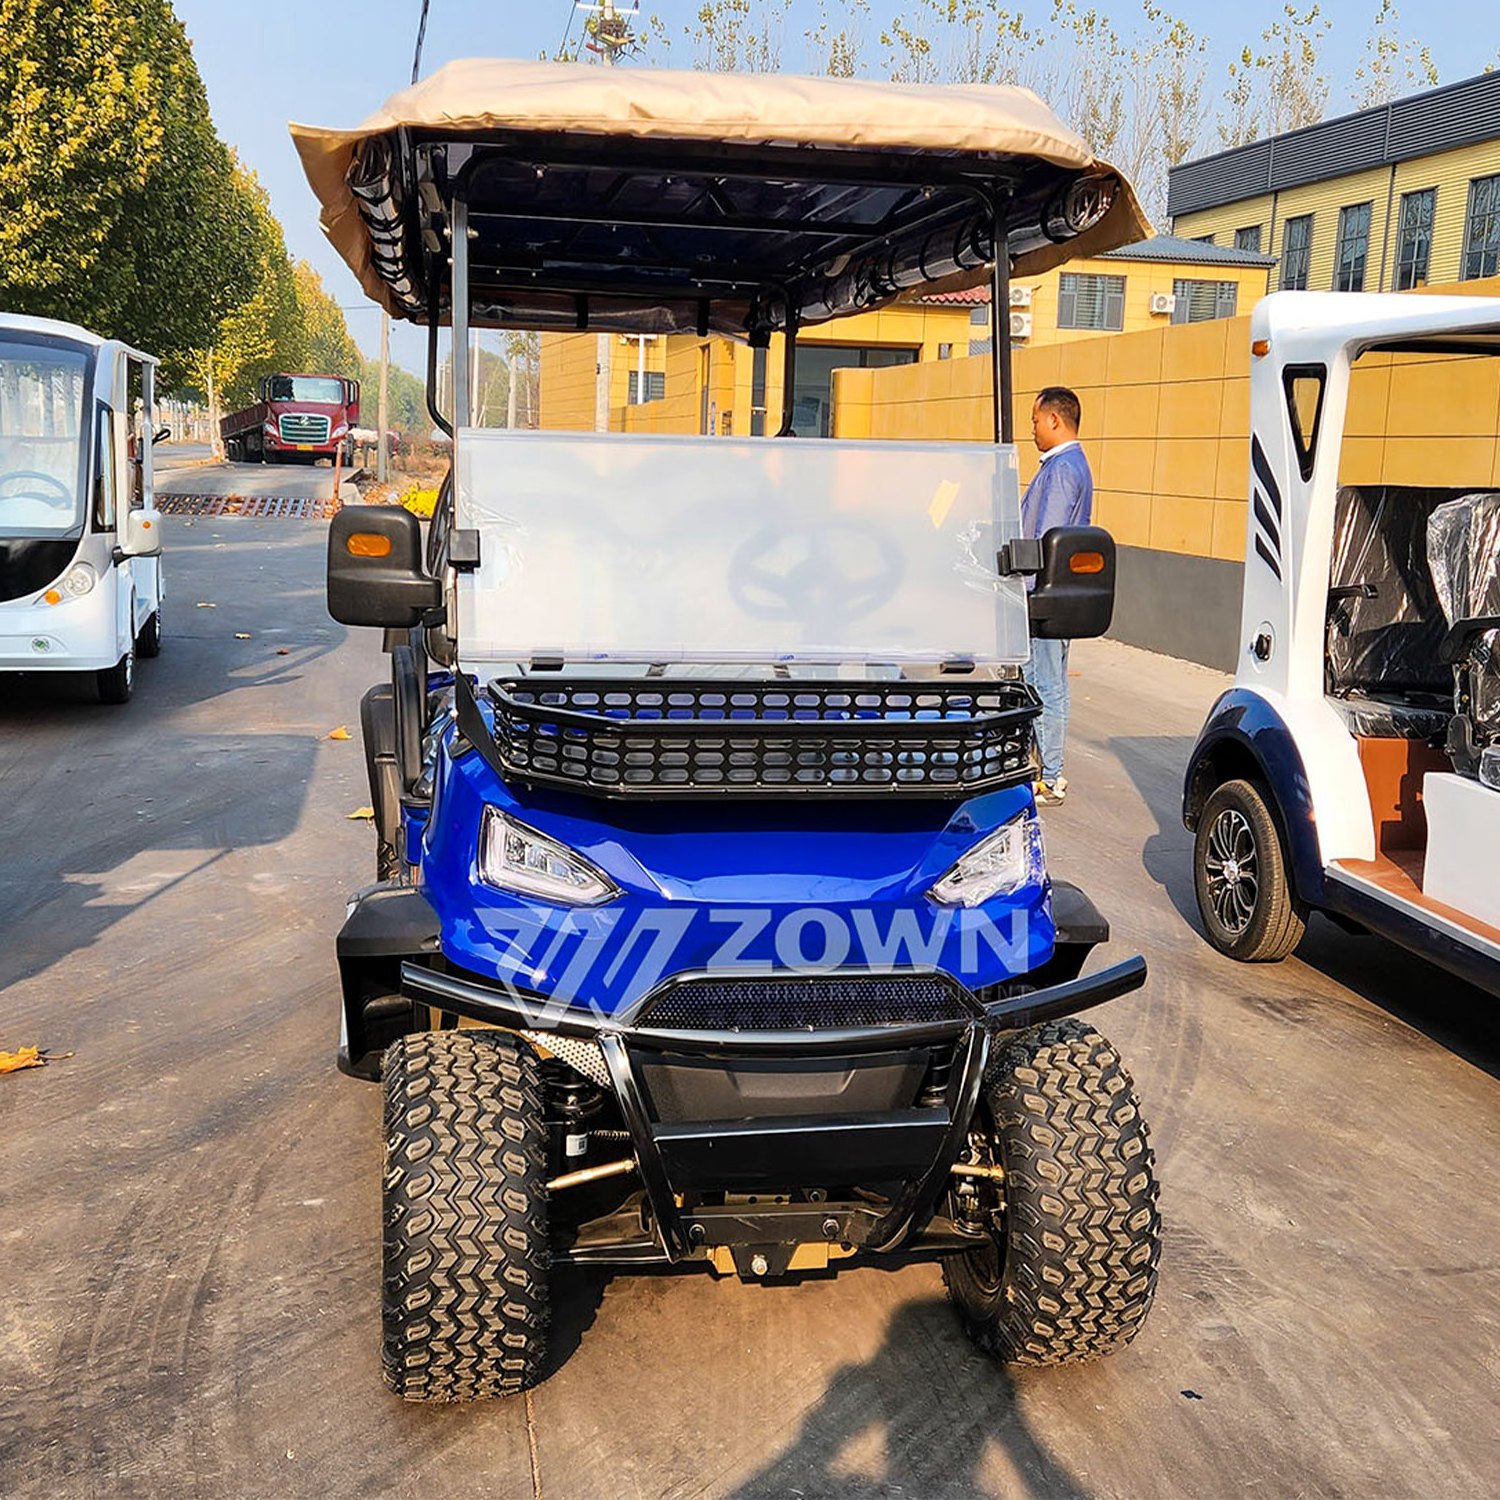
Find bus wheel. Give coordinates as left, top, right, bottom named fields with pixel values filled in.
left=97, top=648, right=134, bottom=705
left=136, top=607, right=162, bottom=659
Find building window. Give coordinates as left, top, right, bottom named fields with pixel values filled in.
left=1057, top=273, right=1126, bottom=331
left=1393, top=188, right=1436, bottom=290
left=1234, top=226, right=1262, bottom=253
left=1462, top=173, right=1500, bottom=281
left=791, top=344, right=917, bottom=438
left=1192, top=234, right=1215, bottom=245
left=1281, top=215, right=1313, bottom=290
left=627, top=370, right=664, bottom=404
left=968, top=306, right=988, bottom=325
left=1333, top=202, right=1372, bottom=292
left=938, top=343, right=953, bottom=359
left=1171, top=279, right=1239, bottom=324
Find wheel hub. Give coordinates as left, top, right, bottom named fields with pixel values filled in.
left=1204, top=808, right=1259, bottom=935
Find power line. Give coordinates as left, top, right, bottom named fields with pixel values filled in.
left=556, top=1, right=581, bottom=62
left=411, top=0, right=431, bottom=85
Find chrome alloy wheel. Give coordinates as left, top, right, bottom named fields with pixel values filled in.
left=1204, top=808, right=1259, bottom=935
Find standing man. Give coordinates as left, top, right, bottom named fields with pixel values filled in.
left=1022, top=386, right=1093, bottom=806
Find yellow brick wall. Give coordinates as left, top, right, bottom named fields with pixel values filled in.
left=853, top=272, right=1500, bottom=565
left=1175, top=138, right=1500, bottom=293
left=538, top=332, right=667, bottom=431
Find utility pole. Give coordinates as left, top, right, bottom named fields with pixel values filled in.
left=588, top=1, right=635, bottom=431
left=377, top=308, right=390, bottom=483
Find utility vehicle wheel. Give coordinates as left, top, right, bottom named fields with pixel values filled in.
left=381, top=1031, right=550, bottom=1401
left=96, top=648, right=134, bottom=704
left=944, top=1019, right=1160, bottom=1366
left=136, top=607, right=162, bottom=659
left=1194, top=778, right=1306, bottom=961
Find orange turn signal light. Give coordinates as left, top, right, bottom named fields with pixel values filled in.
left=1251, top=339, right=1271, bottom=357
left=1068, top=551, right=1106, bottom=575
left=43, top=589, right=62, bottom=605
left=346, top=532, right=392, bottom=558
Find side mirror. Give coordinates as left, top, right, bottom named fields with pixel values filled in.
left=153, top=426, right=172, bottom=445
left=119, top=507, right=163, bottom=557
left=328, top=506, right=441, bottom=627
left=1028, top=525, right=1116, bottom=640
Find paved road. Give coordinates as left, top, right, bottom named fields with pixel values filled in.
left=154, top=443, right=216, bottom=472
left=3, top=516, right=1498, bottom=1498
left=156, top=457, right=340, bottom=499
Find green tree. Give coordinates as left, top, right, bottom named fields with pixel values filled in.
left=293, top=262, right=362, bottom=378
left=0, top=0, right=257, bottom=386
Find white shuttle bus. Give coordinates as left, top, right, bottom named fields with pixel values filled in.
left=0, top=313, right=164, bottom=703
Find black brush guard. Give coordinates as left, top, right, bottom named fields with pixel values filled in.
left=455, top=671, right=1039, bottom=798
left=400, top=954, right=1147, bottom=1269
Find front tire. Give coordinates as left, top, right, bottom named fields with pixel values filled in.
left=96, top=648, right=134, bottom=704
left=945, top=1019, right=1160, bottom=1366
left=1194, top=778, right=1306, bottom=961
left=382, top=1031, right=550, bottom=1401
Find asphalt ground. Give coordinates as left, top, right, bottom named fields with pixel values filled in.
left=2, top=502, right=1498, bottom=1498
left=155, top=455, right=341, bottom=500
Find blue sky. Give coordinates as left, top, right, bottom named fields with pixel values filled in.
left=174, top=0, right=1499, bottom=372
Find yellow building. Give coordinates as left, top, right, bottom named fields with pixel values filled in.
left=540, top=237, right=1274, bottom=436
left=1170, top=70, right=1500, bottom=295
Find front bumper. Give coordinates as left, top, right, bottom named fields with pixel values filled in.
left=399, top=953, right=1146, bottom=1265
left=1, top=587, right=122, bottom=672
left=334, top=879, right=1144, bottom=1268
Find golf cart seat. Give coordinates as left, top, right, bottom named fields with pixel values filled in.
left=1427, top=493, right=1500, bottom=783
left=1327, top=485, right=1460, bottom=740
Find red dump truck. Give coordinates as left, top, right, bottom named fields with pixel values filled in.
left=221, top=374, right=359, bottom=463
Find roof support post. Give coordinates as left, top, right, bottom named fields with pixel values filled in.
left=988, top=195, right=1014, bottom=446
left=777, top=301, right=800, bottom=437
left=425, top=284, right=452, bottom=437
left=452, top=192, right=472, bottom=430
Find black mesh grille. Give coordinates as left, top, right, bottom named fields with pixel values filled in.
left=635, top=975, right=974, bottom=1031
left=487, top=677, right=1037, bottom=797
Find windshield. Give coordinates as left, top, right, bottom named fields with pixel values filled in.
left=455, top=431, right=1029, bottom=668
left=0, top=338, right=90, bottom=538
left=269, top=375, right=345, bottom=404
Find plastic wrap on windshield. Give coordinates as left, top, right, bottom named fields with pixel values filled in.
left=1329, top=697, right=1452, bottom=741
left=1428, top=493, right=1500, bottom=736
left=1327, top=486, right=1451, bottom=697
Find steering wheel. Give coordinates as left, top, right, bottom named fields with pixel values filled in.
left=728, top=522, right=905, bottom=625
left=0, top=469, right=73, bottom=508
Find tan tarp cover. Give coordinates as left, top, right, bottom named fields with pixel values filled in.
left=291, top=59, right=1149, bottom=321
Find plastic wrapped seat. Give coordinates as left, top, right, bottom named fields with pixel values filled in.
left=1427, top=494, right=1500, bottom=778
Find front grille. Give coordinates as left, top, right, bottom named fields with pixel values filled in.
left=634, top=975, right=976, bottom=1031
left=487, top=677, right=1038, bottom=797
left=278, top=413, right=331, bottom=444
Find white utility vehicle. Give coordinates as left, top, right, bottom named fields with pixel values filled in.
left=0, top=313, right=164, bottom=703
left=1185, top=292, right=1500, bottom=993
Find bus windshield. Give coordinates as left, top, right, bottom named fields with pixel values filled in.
left=269, top=375, right=345, bottom=404
left=0, top=339, right=90, bottom=538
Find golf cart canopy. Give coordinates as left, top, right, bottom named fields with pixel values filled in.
left=290, top=60, right=1148, bottom=336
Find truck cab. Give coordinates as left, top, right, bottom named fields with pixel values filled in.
left=0, top=313, right=164, bottom=703
left=222, top=373, right=358, bottom=464
left=1185, top=292, right=1500, bottom=994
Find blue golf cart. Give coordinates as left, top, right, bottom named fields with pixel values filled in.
left=295, top=60, right=1162, bottom=1400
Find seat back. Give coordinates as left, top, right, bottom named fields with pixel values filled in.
left=1427, top=494, right=1500, bottom=762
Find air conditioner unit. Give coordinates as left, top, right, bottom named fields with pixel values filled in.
left=1009, top=285, right=1033, bottom=308
left=1149, top=292, right=1177, bottom=316
left=1009, top=311, right=1033, bottom=339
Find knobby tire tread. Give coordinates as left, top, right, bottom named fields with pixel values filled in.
left=945, top=1019, right=1161, bottom=1366
left=381, top=1031, right=549, bottom=1401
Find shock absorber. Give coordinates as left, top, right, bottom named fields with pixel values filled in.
left=543, top=1066, right=606, bottom=1162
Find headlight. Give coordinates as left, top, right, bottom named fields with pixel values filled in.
left=56, top=563, right=97, bottom=600
left=477, top=807, right=620, bottom=906
left=331, top=422, right=348, bottom=439
left=927, top=812, right=1046, bottom=908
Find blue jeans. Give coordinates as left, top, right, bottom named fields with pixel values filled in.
left=1025, top=638, right=1070, bottom=784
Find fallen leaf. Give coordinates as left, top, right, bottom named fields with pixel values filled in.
left=196, top=601, right=217, bottom=609
left=347, top=806, right=376, bottom=821
left=1, top=1046, right=46, bottom=1074
left=275, top=648, right=290, bottom=656
left=327, top=726, right=352, bottom=740
left=234, top=632, right=252, bottom=640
